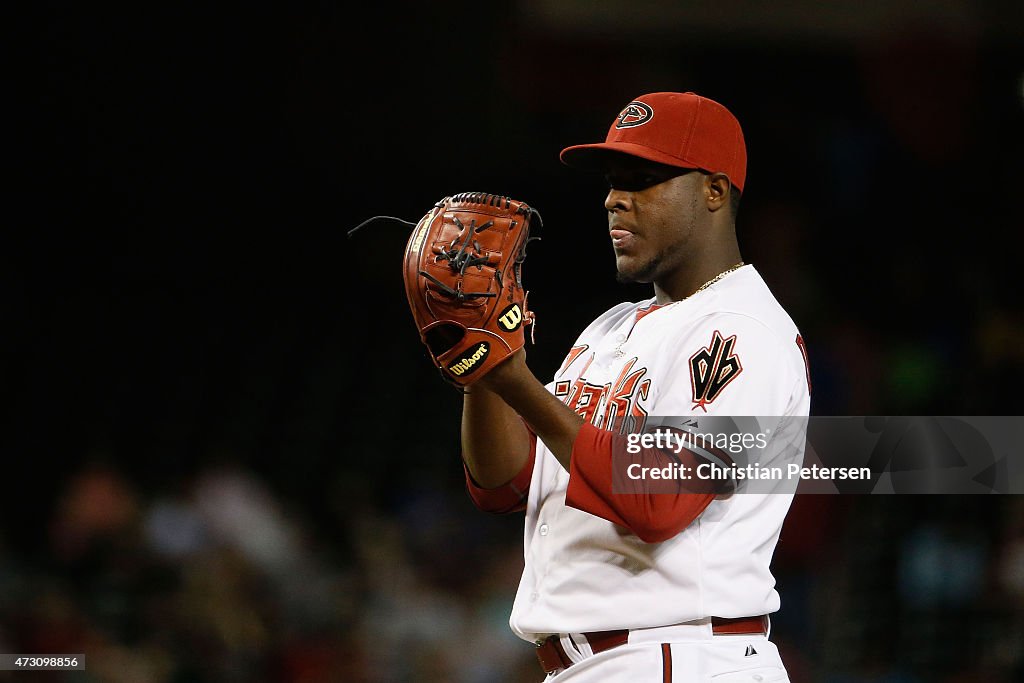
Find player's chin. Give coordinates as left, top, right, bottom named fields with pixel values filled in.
left=614, top=254, right=655, bottom=284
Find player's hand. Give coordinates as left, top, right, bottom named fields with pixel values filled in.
left=473, top=348, right=530, bottom=395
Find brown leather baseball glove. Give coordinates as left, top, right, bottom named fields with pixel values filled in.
left=349, top=192, right=541, bottom=386
left=402, top=192, right=540, bottom=387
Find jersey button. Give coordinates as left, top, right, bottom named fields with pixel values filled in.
left=539, top=524, right=549, bottom=536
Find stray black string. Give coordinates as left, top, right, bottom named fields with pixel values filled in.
left=347, top=215, right=417, bottom=239
left=348, top=208, right=541, bottom=302
left=345, top=213, right=496, bottom=301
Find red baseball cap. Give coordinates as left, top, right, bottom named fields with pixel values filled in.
left=560, top=92, right=747, bottom=192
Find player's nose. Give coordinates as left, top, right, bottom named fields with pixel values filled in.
left=604, top=188, right=632, bottom=213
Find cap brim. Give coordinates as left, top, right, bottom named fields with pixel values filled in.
left=559, top=142, right=700, bottom=172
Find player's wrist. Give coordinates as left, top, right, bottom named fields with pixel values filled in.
left=474, top=348, right=529, bottom=394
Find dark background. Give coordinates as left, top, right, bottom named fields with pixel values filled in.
left=7, top=2, right=1024, bottom=681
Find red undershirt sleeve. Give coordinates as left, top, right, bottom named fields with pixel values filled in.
left=565, top=423, right=730, bottom=543
left=462, top=431, right=537, bottom=514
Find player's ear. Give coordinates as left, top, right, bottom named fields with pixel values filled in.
left=704, top=173, right=731, bottom=213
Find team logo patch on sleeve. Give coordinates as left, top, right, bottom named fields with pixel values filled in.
left=689, top=330, right=743, bottom=412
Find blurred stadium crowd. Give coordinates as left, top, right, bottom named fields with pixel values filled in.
left=10, top=2, right=1023, bottom=682
left=2, top=445, right=1023, bottom=682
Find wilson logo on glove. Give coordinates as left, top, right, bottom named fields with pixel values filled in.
left=498, top=304, right=523, bottom=332
left=349, top=192, right=541, bottom=388
left=447, top=342, right=491, bottom=376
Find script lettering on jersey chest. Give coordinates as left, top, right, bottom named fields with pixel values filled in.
left=554, top=345, right=651, bottom=433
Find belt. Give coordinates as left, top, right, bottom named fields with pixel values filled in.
left=535, top=615, right=767, bottom=675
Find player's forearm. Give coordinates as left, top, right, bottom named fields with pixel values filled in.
left=461, top=384, right=532, bottom=488
left=478, top=351, right=584, bottom=471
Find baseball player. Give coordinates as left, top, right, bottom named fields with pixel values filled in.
left=460, top=92, right=811, bottom=681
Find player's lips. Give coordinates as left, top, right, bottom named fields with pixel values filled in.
left=610, top=227, right=636, bottom=249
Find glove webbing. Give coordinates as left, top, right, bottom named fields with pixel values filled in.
left=424, top=216, right=499, bottom=301
left=348, top=204, right=542, bottom=299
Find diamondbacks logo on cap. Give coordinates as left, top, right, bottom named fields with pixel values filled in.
left=615, top=101, right=653, bottom=129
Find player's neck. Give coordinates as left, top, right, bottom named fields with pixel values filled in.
left=653, top=250, right=745, bottom=304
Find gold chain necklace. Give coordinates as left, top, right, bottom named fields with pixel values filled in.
left=613, top=261, right=746, bottom=358
left=689, top=261, right=745, bottom=298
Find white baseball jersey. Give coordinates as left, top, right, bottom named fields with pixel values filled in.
left=502, top=264, right=811, bottom=644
